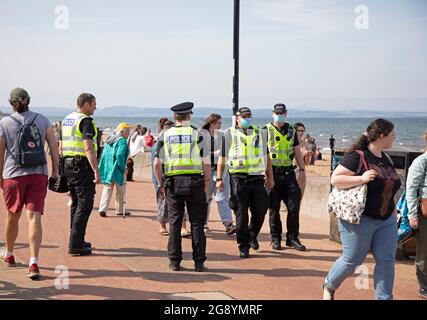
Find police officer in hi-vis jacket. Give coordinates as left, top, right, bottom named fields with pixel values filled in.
left=61, top=93, right=99, bottom=256
left=265, top=103, right=306, bottom=251
left=216, top=107, right=274, bottom=258
left=153, top=102, right=211, bottom=272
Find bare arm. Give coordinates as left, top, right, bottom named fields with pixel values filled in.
left=0, top=137, right=5, bottom=187
left=294, top=146, right=305, bottom=170
left=46, top=127, right=60, bottom=177
left=83, top=139, right=100, bottom=183
left=331, top=164, right=376, bottom=188
left=154, top=157, right=163, bottom=188
left=216, top=156, right=226, bottom=191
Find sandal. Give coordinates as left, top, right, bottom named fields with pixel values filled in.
left=181, top=230, right=192, bottom=238
left=159, top=229, right=169, bottom=236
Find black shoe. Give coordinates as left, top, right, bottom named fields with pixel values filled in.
left=286, top=239, right=306, bottom=251
left=99, top=211, right=107, bottom=217
left=225, top=223, right=237, bottom=235
left=195, top=263, right=205, bottom=272
left=239, top=250, right=249, bottom=258
left=169, top=263, right=180, bottom=271
left=84, top=242, right=92, bottom=248
left=68, top=247, right=92, bottom=256
left=270, top=240, right=282, bottom=250
left=420, top=289, right=427, bottom=300
left=250, top=238, right=259, bottom=251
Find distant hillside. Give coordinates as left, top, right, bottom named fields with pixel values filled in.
left=1, top=106, right=426, bottom=118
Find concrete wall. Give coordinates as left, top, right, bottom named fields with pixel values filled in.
left=132, top=153, right=153, bottom=181
left=133, top=155, right=332, bottom=222
left=300, top=176, right=331, bottom=222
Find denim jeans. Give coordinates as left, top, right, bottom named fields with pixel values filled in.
left=206, top=170, right=233, bottom=227
left=325, top=214, right=398, bottom=300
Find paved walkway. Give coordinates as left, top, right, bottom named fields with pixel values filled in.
left=0, top=180, right=421, bottom=300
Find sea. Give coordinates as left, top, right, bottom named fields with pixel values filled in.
left=48, top=116, right=427, bottom=153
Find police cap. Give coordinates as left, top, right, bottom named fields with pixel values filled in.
left=273, top=103, right=287, bottom=113
left=236, top=107, right=252, bottom=117
left=171, top=102, right=194, bottom=115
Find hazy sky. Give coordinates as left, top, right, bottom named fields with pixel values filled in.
left=1, top=0, right=426, bottom=111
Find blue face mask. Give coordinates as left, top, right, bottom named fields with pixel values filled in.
left=240, top=118, right=253, bottom=129
left=273, top=114, right=286, bottom=123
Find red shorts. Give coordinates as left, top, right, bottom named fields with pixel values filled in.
left=2, top=174, right=48, bottom=214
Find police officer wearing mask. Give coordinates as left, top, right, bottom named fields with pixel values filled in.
left=61, top=93, right=99, bottom=256
left=265, top=103, right=306, bottom=251
left=217, top=107, right=274, bottom=258
left=153, top=102, right=211, bottom=272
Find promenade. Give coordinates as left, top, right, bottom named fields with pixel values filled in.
left=0, top=162, right=421, bottom=300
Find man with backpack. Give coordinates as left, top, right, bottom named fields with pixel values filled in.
left=0, top=87, right=60, bottom=280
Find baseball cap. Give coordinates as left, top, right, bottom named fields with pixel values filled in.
left=116, top=122, right=132, bottom=132
left=10, top=87, right=30, bottom=102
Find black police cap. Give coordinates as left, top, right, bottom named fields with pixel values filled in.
left=236, top=107, right=252, bottom=116
left=171, top=102, right=194, bottom=114
left=273, top=103, right=287, bottom=113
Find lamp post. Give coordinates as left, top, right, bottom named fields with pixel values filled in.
left=232, top=0, right=240, bottom=126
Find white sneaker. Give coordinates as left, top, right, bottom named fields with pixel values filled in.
left=323, top=283, right=335, bottom=300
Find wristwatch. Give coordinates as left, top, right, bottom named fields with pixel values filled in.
left=299, top=168, right=305, bottom=172
left=216, top=178, right=223, bottom=182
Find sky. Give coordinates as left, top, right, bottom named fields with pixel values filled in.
left=0, top=0, right=426, bottom=112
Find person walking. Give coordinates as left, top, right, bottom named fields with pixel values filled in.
left=216, top=107, right=274, bottom=258
left=151, top=118, right=192, bottom=237
left=323, top=118, right=401, bottom=300
left=201, top=114, right=236, bottom=235
left=154, top=102, right=211, bottom=272
left=0, top=87, right=60, bottom=280
left=98, top=122, right=131, bottom=217
left=406, top=130, right=427, bottom=299
left=61, top=93, right=99, bottom=256
left=265, top=104, right=306, bottom=251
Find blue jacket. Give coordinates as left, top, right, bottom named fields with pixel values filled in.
left=99, top=134, right=129, bottom=186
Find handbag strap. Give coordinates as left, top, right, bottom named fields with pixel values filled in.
left=355, top=150, right=369, bottom=172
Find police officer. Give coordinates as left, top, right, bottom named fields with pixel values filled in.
left=265, top=103, right=306, bottom=251
left=61, top=93, right=99, bottom=256
left=216, top=107, right=274, bottom=258
left=153, top=102, right=211, bottom=272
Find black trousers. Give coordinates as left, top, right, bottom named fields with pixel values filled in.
left=230, top=175, right=268, bottom=251
left=166, top=176, right=207, bottom=265
left=64, top=160, right=96, bottom=249
left=269, top=171, right=302, bottom=242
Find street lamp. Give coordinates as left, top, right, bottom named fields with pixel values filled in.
left=232, top=0, right=240, bottom=126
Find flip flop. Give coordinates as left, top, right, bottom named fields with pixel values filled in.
left=159, top=230, right=169, bottom=236
left=181, top=230, right=192, bottom=238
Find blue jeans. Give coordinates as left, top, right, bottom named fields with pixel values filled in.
left=325, top=214, right=398, bottom=300
left=206, top=170, right=233, bottom=227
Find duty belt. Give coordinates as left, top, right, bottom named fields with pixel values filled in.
left=272, top=165, right=296, bottom=174
left=164, top=175, right=204, bottom=187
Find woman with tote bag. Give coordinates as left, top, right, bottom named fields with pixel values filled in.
left=323, top=119, right=401, bottom=300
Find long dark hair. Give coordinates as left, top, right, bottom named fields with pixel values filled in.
left=349, top=118, right=394, bottom=152
left=202, top=114, right=222, bottom=131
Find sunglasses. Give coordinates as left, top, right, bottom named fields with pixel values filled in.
left=297, top=129, right=305, bottom=132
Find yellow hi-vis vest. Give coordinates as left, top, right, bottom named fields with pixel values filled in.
left=61, top=112, right=98, bottom=157
left=228, top=126, right=266, bottom=175
left=266, top=123, right=294, bottom=167
left=163, top=126, right=203, bottom=177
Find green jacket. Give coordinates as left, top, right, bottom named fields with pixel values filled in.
left=99, top=134, right=129, bottom=186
